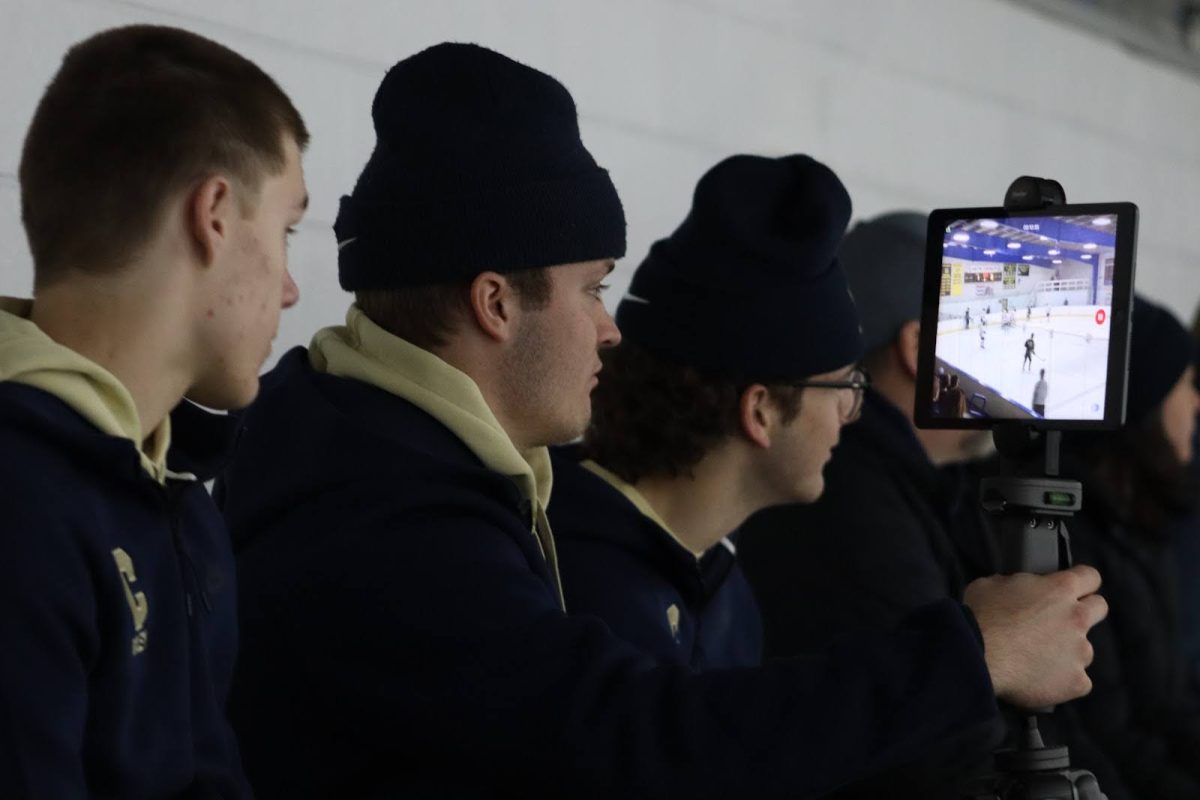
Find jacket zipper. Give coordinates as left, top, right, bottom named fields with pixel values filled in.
left=165, top=484, right=212, bottom=617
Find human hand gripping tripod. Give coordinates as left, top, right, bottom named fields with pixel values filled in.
left=969, top=426, right=1105, bottom=800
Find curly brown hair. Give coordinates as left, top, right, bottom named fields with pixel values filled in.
left=583, top=342, right=803, bottom=483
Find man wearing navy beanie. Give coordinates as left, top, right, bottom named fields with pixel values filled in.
left=738, top=210, right=996, bottom=658
left=221, top=44, right=1109, bottom=799
left=551, top=154, right=867, bottom=670
left=734, top=211, right=1114, bottom=799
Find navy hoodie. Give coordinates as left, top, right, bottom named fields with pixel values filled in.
left=219, top=347, right=1000, bottom=799
left=0, top=384, right=249, bottom=799
left=549, top=448, right=761, bottom=668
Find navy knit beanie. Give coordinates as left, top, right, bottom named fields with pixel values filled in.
left=1127, top=295, right=1194, bottom=424
left=335, top=42, right=626, bottom=289
left=616, top=154, right=863, bottom=382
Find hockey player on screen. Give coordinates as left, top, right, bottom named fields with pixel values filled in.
left=1023, top=334, right=1036, bottom=371
left=1033, top=369, right=1049, bottom=416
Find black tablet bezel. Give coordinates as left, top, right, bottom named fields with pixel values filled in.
left=914, top=202, right=1137, bottom=431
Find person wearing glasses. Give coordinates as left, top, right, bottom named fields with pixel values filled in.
left=736, top=212, right=1134, bottom=800
left=545, top=163, right=936, bottom=677
left=739, top=212, right=997, bottom=655
left=549, top=154, right=872, bottom=669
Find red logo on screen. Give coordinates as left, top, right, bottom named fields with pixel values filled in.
left=1095, top=309, right=1106, bottom=324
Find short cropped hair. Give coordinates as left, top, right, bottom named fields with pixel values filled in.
left=356, top=267, right=552, bottom=351
left=20, top=25, right=309, bottom=287
left=584, top=342, right=803, bottom=483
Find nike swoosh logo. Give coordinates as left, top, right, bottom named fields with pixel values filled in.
left=337, top=237, right=358, bottom=252
left=622, top=293, right=650, bottom=305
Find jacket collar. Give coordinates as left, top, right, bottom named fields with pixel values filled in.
left=549, top=446, right=738, bottom=607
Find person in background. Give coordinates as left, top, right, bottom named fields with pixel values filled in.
left=1033, top=368, right=1049, bottom=416
left=1171, top=305, right=1200, bottom=695
left=943, top=373, right=968, bottom=417
left=1063, top=296, right=1200, bottom=800
left=0, top=25, right=308, bottom=798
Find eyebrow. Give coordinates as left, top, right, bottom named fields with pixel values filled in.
left=600, top=259, right=616, bottom=276
left=295, top=193, right=310, bottom=211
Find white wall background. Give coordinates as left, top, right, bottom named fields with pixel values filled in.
left=3, top=0, right=1200, bottom=364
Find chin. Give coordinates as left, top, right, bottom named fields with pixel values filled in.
left=189, top=376, right=260, bottom=413
left=792, top=477, right=825, bottom=505
left=539, top=410, right=591, bottom=448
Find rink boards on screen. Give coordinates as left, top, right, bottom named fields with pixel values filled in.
left=935, top=306, right=1111, bottom=420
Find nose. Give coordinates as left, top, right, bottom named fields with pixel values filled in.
left=282, top=269, right=300, bottom=309
left=597, top=303, right=621, bottom=349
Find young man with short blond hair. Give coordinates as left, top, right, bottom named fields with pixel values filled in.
left=0, top=25, right=308, bottom=797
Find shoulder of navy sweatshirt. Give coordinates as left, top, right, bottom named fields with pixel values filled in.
left=219, top=346, right=1000, bottom=800
left=548, top=445, right=762, bottom=668
left=0, top=382, right=249, bottom=800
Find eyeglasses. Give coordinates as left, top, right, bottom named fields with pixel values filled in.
left=784, top=367, right=871, bottom=423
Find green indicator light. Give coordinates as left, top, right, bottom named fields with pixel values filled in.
left=1044, top=491, right=1075, bottom=507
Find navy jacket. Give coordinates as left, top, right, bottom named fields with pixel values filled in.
left=1170, top=425, right=1200, bottom=694
left=1067, top=493, right=1200, bottom=799
left=548, top=447, right=761, bottom=668
left=219, top=348, right=1000, bottom=799
left=0, top=384, right=249, bottom=799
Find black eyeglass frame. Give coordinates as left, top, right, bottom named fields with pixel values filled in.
left=782, top=368, right=871, bottom=392
left=777, top=368, right=872, bottom=421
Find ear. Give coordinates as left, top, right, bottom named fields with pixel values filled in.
left=896, top=320, right=921, bottom=380
left=468, top=271, right=519, bottom=343
left=187, top=175, right=235, bottom=266
left=738, top=384, right=775, bottom=449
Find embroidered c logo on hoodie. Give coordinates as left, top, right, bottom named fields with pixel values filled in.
left=666, top=604, right=681, bottom=640
left=111, top=548, right=149, bottom=655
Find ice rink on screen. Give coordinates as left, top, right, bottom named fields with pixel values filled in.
left=936, top=306, right=1110, bottom=420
